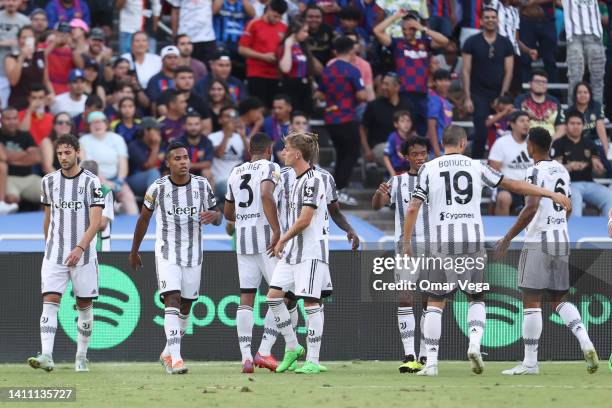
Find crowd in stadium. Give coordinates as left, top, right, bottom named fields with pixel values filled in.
left=0, top=0, right=611, bottom=216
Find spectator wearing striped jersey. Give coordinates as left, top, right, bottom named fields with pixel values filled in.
left=429, top=0, right=456, bottom=38
left=427, top=69, right=454, bottom=157
left=373, top=9, right=448, bottom=136
left=517, top=0, right=558, bottom=83
left=213, top=0, right=256, bottom=79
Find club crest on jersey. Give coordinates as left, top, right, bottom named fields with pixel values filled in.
left=167, top=205, right=198, bottom=216
left=193, top=190, right=200, bottom=199
left=79, top=186, right=84, bottom=194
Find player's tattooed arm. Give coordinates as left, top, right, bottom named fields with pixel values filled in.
left=129, top=206, right=154, bottom=269
left=494, top=195, right=540, bottom=260
left=328, top=202, right=360, bottom=250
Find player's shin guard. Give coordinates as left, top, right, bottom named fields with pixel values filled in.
left=556, top=302, right=594, bottom=350
left=522, top=308, right=542, bottom=367
left=257, top=308, right=278, bottom=356
left=40, top=302, right=59, bottom=356
left=305, top=306, right=323, bottom=365
left=236, top=305, right=254, bottom=363
left=397, top=307, right=416, bottom=357
left=164, top=307, right=182, bottom=362
left=266, top=298, right=298, bottom=350
left=419, top=310, right=427, bottom=361
left=467, top=301, right=486, bottom=348
left=76, top=304, right=93, bottom=358
left=424, top=307, right=443, bottom=366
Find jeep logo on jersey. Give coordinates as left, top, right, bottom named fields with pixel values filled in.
left=55, top=199, right=84, bottom=211
left=167, top=205, right=198, bottom=217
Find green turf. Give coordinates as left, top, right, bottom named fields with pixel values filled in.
left=2, top=361, right=611, bottom=408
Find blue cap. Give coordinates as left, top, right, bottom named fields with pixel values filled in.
left=87, top=111, right=106, bottom=124
left=68, top=69, right=85, bottom=82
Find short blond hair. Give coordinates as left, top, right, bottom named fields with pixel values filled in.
left=285, top=131, right=319, bottom=164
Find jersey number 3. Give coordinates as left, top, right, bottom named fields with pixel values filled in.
left=239, top=174, right=254, bottom=208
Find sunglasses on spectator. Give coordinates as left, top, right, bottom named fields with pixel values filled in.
left=55, top=120, right=71, bottom=125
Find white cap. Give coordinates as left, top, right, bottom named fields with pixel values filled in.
left=160, top=45, right=180, bottom=59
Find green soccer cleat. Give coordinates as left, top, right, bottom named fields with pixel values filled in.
left=399, top=355, right=422, bottom=373
left=27, top=354, right=54, bottom=372
left=294, top=361, right=321, bottom=374
left=276, top=344, right=305, bottom=373
left=318, top=363, right=328, bottom=372
left=288, top=360, right=298, bottom=371
left=584, top=348, right=599, bottom=374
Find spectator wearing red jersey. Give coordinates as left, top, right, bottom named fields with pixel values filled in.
left=18, top=84, right=54, bottom=146
left=238, top=0, right=288, bottom=107
left=46, top=22, right=78, bottom=95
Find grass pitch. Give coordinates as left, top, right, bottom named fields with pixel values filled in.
left=2, top=361, right=611, bottom=408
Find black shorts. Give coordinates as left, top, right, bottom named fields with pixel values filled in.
left=497, top=188, right=525, bottom=212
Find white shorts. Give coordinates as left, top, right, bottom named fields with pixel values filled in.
left=270, top=259, right=328, bottom=300
left=321, top=266, right=333, bottom=297
left=237, top=253, right=278, bottom=291
left=155, top=257, right=202, bottom=300
left=41, top=258, right=99, bottom=298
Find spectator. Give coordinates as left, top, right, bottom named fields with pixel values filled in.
left=488, top=110, right=533, bottom=215
left=568, top=81, right=608, bottom=159
left=377, top=0, right=429, bottom=38
left=40, top=112, right=73, bottom=174
left=427, top=69, right=453, bottom=157
left=428, top=0, right=455, bottom=38
left=317, top=36, right=367, bottom=206
left=126, top=117, right=161, bottom=197
left=0, top=143, right=20, bottom=214
left=5, top=25, right=53, bottom=110
left=336, top=6, right=368, bottom=47
left=207, top=78, right=234, bottom=132
left=263, top=94, right=292, bottom=144
left=169, top=0, right=217, bottom=67
left=551, top=110, right=612, bottom=217
left=45, top=0, right=90, bottom=28
left=29, top=9, right=49, bottom=38
left=373, top=9, right=448, bottom=136
left=289, top=109, right=310, bottom=133
left=117, top=0, right=161, bottom=54
left=304, top=4, right=336, bottom=66
left=175, top=34, right=208, bottom=82
left=104, top=58, right=150, bottom=110
left=349, top=0, right=385, bottom=37
left=514, top=68, right=565, bottom=138
left=69, top=18, right=89, bottom=66
left=562, top=0, right=606, bottom=103
left=518, top=0, right=558, bottom=83
left=208, top=105, right=248, bottom=198
left=73, top=93, right=103, bottom=135
left=433, top=39, right=465, bottom=114
left=46, top=22, right=78, bottom=94
left=360, top=72, right=412, bottom=167
left=328, top=32, right=375, bottom=103
left=238, top=0, right=288, bottom=107
left=462, top=6, right=514, bottom=159
left=18, top=84, right=54, bottom=146
left=212, top=0, right=256, bottom=78
left=79, top=28, right=113, bottom=68
left=278, top=16, right=317, bottom=113
left=179, top=111, right=214, bottom=185
left=485, top=94, right=515, bottom=149
left=195, top=50, right=247, bottom=103
left=80, top=111, right=138, bottom=214
left=145, top=45, right=179, bottom=111
left=49, top=68, right=86, bottom=117
left=83, top=60, right=106, bottom=102
left=301, top=0, right=346, bottom=28
left=238, top=96, right=265, bottom=138
left=0, top=106, right=42, bottom=207
left=111, top=97, right=142, bottom=144
left=0, top=0, right=30, bottom=109
left=383, top=110, right=419, bottom=177
left=121, top=31, right=162, bottom=89
left=103, top=57, right=130, bottom=94
left=159, top=89, right=188, bottom=143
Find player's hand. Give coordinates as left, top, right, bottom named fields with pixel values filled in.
left=65, top=246, right=84, bottom=267
left=376, top=182, right=390, bottom=197
left=493, top=238, right=510, bottom=261
left=199, top=210, right=219, bottom=225
left=402, top=241, right=413, bottom=257
left=551, top=192, right=571, bottom=211
left=273, top=240, right=285, bottom=259
left=267, top=229, right=281, bottom=257
left=128, top=252, right=143, bottom=269
left=347, top=230, right=360, bottom=250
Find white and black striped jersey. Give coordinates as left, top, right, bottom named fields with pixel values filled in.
left=225, top=159, right=281, bottom=254
left=413, top=155, right=503, bottom=254
left=284, top=168, right=329, bottom=264
left=388, top=172, right=431, bottom=251
left=562, top=0, right=603, bottom=41
left=524, top=160, right=571, bottom=256
left=144, top=175, right=216, bottom=267
left=495, top=1, right=520, bottom=55
left=41, top=169, right=105, bottom=266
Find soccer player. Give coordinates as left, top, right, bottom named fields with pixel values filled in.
left=267, top=132, right=329, bottom=374
left=223, top=133, right=284, bottom=373
left=403, top=125, right=571, bottom=376
left=495, top=127, right=599, bottom=375
left=129, top=141, right=221, bottom=374
left=372, top=137, right=430, bottom=373
left=28, top=134, right=104, bottom=372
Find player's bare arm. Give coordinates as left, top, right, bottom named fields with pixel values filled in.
left=402, top=197, right=424, bottom=256
left=223, top=200, right=236, bottom=222
left=261, top=179, right=281, bottom=254
left=199, top=206, right=222, bottom=226
left=273, top=205, right=315, bottom=258
left=129, top=206, right=154, bottom=269
left=499, top=178, right=571, bottom=211
left=494, top=195, right=540, bottom=260
left=328, top=202, right=359, bottom=250
left=371, top=182, right=391, bottom=210
left=65, top=206, right=102, bottom=267
left=43, top=205, right=51, bottom=242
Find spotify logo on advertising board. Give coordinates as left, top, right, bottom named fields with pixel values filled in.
left=59, top=265, right=141, bottom=349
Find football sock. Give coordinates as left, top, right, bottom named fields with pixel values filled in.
left=40, top=302, right=59, bottom=357
left=164, top=307, right=182, bottom=362
left=467, top=301, right=486, bottom=348
left=424, top=307, right=443, bottom=366
left=267, top=298, right=298, bottom=350
left=419, top=310, right=427, bottom=360
left=305, top=306, right=323, bottom=365
left=397, top=307, right=416, bottom=357
left=289, top=304, right=299, bottom=331
left=522, top=308, right=542, bottom=367
left=236, top=305, right=254, bottom=363
left=257, top=308, right=278, bottom=356
left=76, top=304, right=93, bottom=358
left=556, top=302, right=593, bottom=350
left=179, top=313, right=189, bottom=337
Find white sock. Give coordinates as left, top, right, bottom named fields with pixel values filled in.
left=266, top=298, right=298, bottom=350
left=236, top=305, right=254, bottom=363
left=40, top=302, right=59, bottom=357
left=319, top=304, right=325, bottom=327
left=467, top=301, right=486, bottom=348
left=419, top=310, right=427, bottom=361
left=76, top=304, right=93, bottom=358
left=522, top=308, right=542, bottom=367
left=305, top=306, right=323, bottom=364
left=258, top=308, right=278, bottom=356
left=164, top=307, right=182, bottom=362
left=397, top=307, right=416, bottom=357
left=289, top=305, right=299, bottom=331
left=424, top=307, right=443, bottom=366
left=556, top=302, right=593, bottom=350
left=179, top=313, right=189, bottom=337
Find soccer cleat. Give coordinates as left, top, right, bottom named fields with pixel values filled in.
left=501, top=364, right=539, bottom=375
left=584, top=349, right=599, bottom=374
left=317, top=363, right=328, bottom=372
left=294, top=361, right=321, bottom=374
left=467, top=343, right=484, bottom=374
left=399, top=355, right=423, bottom=373
left=159, top=353, right=172, bottom=374
left=254, top=352, right=278, bottom=371
left=171, top=359, right=188, bottom=374
left=241, top=360, right=255, bottom=374
left=27, top=354, right=54, bottom=372
left=416, top=364, right=438, bottom=376
left=276, top=344, right=305, bottom=373
left=75, top=356, right=90, bottom=372
left=288, top=360, right=298, bottom=371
